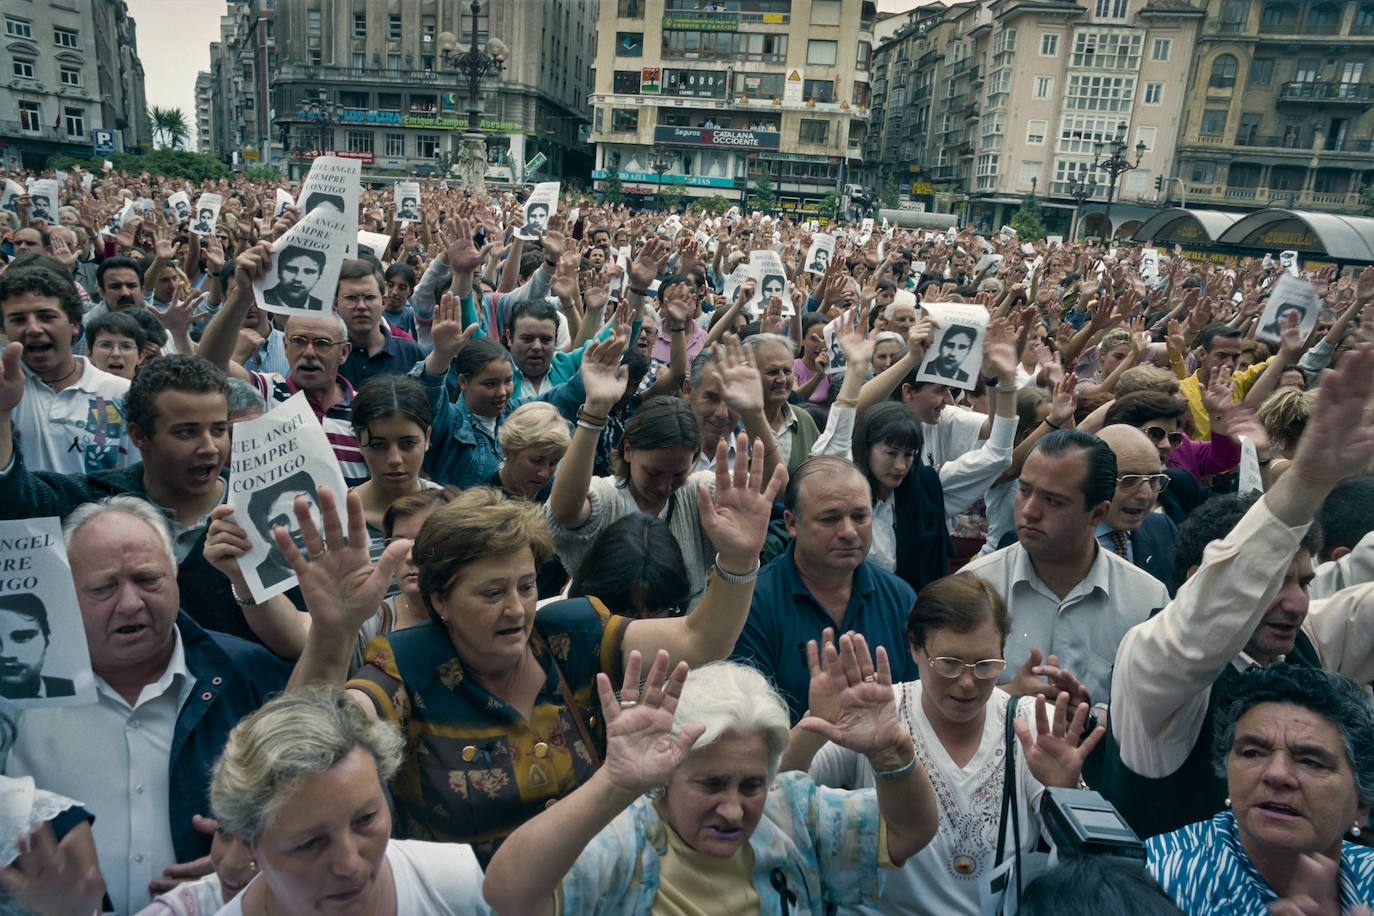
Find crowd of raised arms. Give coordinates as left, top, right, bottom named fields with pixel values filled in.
left=0, top=162, right=1373, bottom=916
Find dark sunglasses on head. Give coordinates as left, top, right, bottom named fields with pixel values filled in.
left=1142, top=426, right=1184, bottom=448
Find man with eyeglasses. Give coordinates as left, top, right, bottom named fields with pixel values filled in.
left=1095, top=424, right=1180, bottom=589
left=962, top=429, right=1169, bottom=713
left=198, top=242, right=369, bottom=487
left=334, top=259, right=424, bottom=389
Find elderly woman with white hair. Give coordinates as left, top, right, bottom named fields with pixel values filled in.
left=209, top=686, right=490, bottom=916
left=483, top=637, right=938, bottom=915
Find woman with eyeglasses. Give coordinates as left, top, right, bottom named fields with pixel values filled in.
left=782, top=573, right=1105, bottom=916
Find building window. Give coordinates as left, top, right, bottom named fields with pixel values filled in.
left=346, top=130, right=373, bottom=154
left=1190, top=161, right=1216, bottom=183
left=1200, top=108, right=1228, bottom=135
left=611, top=108, right=638, bottom=131
left=1250, top=58, right=1274, bottom=85
left=1071, top=31, right=1142, bottom=70
left=307, top=10, right=321, bottom=36
left=1219, top=0, right=1249, bottom=29
left=1143, top=81, right=1163, bottom=104
left=413, top=135, right=436, bottom=157
left=617, top=0, right=644, bottom=16
left=384, top=134, right=405, bottom=157
left=18, top=101, right=39, bottom=133
left=12, top=59, right=33, bottom=79
left=857, top=41, right=871, bottom=71
left=1136, top=125, right=1157, bottom=151
left=309, top=49, right=322, bottom=67
left=5, top=17, right=31, bottom=38
left=799, top=118, right=829, bottom=144
left=811, top=0, right=842, bottom=25
left=53, top=26, right=78, bottom=47
left=389, top=14, right=402, bottom=40
left=59, top=65, right=80, bottom=87
left=352, top=13, right=367, bottom=39
left=387, top=53, right=401, bottom=71
left=421, top=54, right=434, bottom=71
left=1040, top=33, right=1059, bottom=55
left=1151, top=38, right=1171, bottom=60
left=1209, top=55, right=1238, bottom=88
left=804, top=79, right=835, bottom=103
left=807, top=40, right=838, bottom=66
left=1094, top=0, right=1128, bottom=17
left=1065, top=74, right=1135, bottom=112
left=1027, top=119, right=1048, bottom=143
left=1033, top=76, right=1054, bottom=99
left=352, top=52, right=366, bottom=71
left=1357, top=5, right=1374, bottom=30
left=737, top=71, right=785, bottom=97
left=64, top=107, right=83, bottom=137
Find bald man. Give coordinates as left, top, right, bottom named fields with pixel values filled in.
left=1096, top=424, right=1180, bottom=590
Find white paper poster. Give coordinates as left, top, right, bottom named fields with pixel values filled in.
left=0, top=179, right=24, bottom=216
left=0, top=517, right=96, bottom=708
left=167, top=191, right=191, bottom=223
left=357, top=230, right=393, bottom=263
left=227, top=393, right=349, bottom=603
left=1257, top=273, right=1320, bottom=346
left=1139, top=247, right=1160, bottom=285
left=275, top=187, right=294, bottom=218
left=1238, top=435, right=1264, bottom=495
left=394, top=181, right=421, bottom=223
left=916, top=302, right=989, bottom=390
left=723, top=263, right=751, bottom=306
left=24, top=179, right=58, bottom=224
left=1279, top=249, right=1300, bottom=277
left=253, top=207, right=353, bottom=317
left=805, top=234, right=836, bottom=276
left=516, top=181, right=560, bottom=241
left=190, top=192, right=223, bottom=238
left=299, top=156, right=361, bottom=257
left=746, top=248, right=790, bottom=316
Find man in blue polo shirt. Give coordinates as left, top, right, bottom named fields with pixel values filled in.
left=335, top=258, right=424, bottom=388
left=731, top=455, right=918, bottom=723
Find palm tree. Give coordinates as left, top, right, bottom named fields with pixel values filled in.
left=149, top=105, right=190, bottom=150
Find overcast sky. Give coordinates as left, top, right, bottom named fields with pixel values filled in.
left=127, top=0, right=228, bottom=138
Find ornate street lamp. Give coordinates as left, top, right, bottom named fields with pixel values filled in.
left=1066, top=172, right=1098, bottom=241
left=1090, top=123, right=1147, bottom=239
left=437, top=2, right=508, bottom=187
left=648, top=148, right=675, bottom=210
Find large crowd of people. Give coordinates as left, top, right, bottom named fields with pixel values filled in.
left=0, top=161, right=1371, bottom=915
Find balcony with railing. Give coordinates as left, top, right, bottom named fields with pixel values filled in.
left=1232, top=132, right=1374, bottom=153
left=1278, top=80, right=1374, bottom=106
left=1183, top=183, right=1363, bottom=210
left=277, top=63, right=442, bottom=85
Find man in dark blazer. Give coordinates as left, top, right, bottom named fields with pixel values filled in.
left=1097, top=425, right=1180, bottom=590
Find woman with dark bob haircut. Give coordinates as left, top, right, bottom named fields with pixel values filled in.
left=567, top=513, right=692, bottom=618
left=1148, top=664, right=1374, bottom=914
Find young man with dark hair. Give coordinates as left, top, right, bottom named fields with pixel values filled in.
left=0, top=255, right=137, bottom=475
left=0, top=351, right=267, bottom=644
left=80, top=255, right=146, bottom=329
left=382, top=261, right=418, bottom=338
left=335, top=258, right=425, bottom=388
left=1177, top=323, right=1243, bottom=441
left=1310, top=476, right=1374, bottom=599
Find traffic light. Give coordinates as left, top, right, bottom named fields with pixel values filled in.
left=1154, top=176, right=1163, bottom=192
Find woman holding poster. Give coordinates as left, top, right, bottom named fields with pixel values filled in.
left=279, top=338, right=785, bottom=869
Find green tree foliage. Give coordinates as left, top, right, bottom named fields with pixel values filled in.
left=149, top=106, right=190, bottom=150
left=598, top=151, right=627, bottom=205
left=242, top=165, right=283, bottom=183
left=1009, top=192, right=1048, bottom=241
left=658, top=183, right=686, bottom=212
left=48, top=149, right=232, bottom=182
left=818, top=188, right=843, bottom=222
left=879, top=173, right=901, bottom=208
left=688, top=195, right=733, bottom=216
left=752, top=162, right=778, bottom=210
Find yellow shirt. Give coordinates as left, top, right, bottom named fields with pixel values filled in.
left=1178, top=357, right=1268, bottom=440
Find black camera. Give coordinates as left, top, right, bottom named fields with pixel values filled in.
left=1040, top=787, right=1145, bottom=860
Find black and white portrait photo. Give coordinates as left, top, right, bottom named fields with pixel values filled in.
left=1257, top=273, right=1320, bottom=346
left=169, top=191, right=191, bottom=223
left=246, top=470, right=320, bottom=591
left=190, top=207, right=216, bottom=235
left=303, top=191, right=346, bottom=217
left=0, top=593, right=73, bottom=700
left=926, top=324, right=977, bottom=383
left=262, top=244, right=327, bottom=312
left=516, top=181, right=561, bottom=241
left=916, top=302, right=988, bottom=392
left=395, top=181, right=421, bottom=223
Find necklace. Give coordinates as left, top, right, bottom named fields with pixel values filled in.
left=39, top=360, right=80, bottom=390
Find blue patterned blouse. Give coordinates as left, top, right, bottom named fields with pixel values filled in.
left=1147, top=810, right=1374, bottom=915
left=558, top=770, right=887, bottom=915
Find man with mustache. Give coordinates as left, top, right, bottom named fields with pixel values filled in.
left=78, top=256, right=146, bottom=328
left=199, top=242, right=369, bottom=487
left=0, top=256, right=137, bottom=475
left=1095, top=424, right=1179, bottom=588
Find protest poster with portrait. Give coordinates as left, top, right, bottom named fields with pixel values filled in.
left=24, top=179, right=58, bottom=225
left=394, top=181, right=421, bottom=224
left=190, top=192, right=222, bottom=238
left=275, top=188, right=294, bottom=218
left=1, top=179, right=25, bottom=216
left=1256, top=273, right=1320, bottom=346
left=299, top=156, right=361, bottom=256
left=722, top=263, right=751, bottom=307
left=228, top=393, right=348, bottom=604
left=253, top=206, right=353, bottom=318
left=103, top=200, right=135, bottom=237
left=915, top=302, right=988, bottom=391
left=746, top=248, right=791, bottom=316
left=0, top=517, right=96, bottom=708
left=515, top=181, right=560, bottom=241
left=357, top=230, right=393, bottom=263
left=165, top=190, right=190, bottom=223
left=1279, top=250, right=1301, bottom=278
left=805, top=233, right=836, bottom=276
left=1139, top=247, right=1161, bottom=285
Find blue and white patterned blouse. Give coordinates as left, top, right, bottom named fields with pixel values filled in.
left=1147, top=810, right=1374, bottom=915
left=557, top=770, right=886, bottom=915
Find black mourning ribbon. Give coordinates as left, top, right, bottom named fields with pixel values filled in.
left=770, top=868, right=797, bottom=914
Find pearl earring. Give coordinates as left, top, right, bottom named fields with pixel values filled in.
left=1225, top=797, right=1231, bottom=808
left=1353, top=823, right=1363, bottom=838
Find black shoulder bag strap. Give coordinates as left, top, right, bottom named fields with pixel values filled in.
left=993, top=693, right=1023, bottom=912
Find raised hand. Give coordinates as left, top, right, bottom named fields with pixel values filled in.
left=696, top=431, right=786, bottom=566
left=760, top=296, right=784, bottom=335
left=835, top=304, right=874, bottom=367
left=152, top=289, right=210, bottom=336
left=661, top=281, right=695, bottom=328
left=1006, top=647, right=1092, bottom=707
left=981, top=317, right=1018, bottom=381
left=48, top=231, right=78, bottom=270
left=202, top=504, right=254, bottom=587
left=627, top=237, right=670, bottom=291
left=1048, top=371, right=1078, bottom=427
left=0, top=821, right=105, bottom=916
left=1013, top=692, right=1106, bottom=789
left=906, top=316, right=936, bottom=366
left=204, top=232, right=226, bottom=274
left=1289, top=342, right=1374, bottom=489
left=444, top=217, right=483, bottom=273
left=274, top=486, right=409, bottom=641
left=711, top=334, right=765, bottom=416
left=598, top=650, right=703, bottom=797
left=798, top=633, right=909, bottom=766
left=580, top=330, right=630, bottom=413
left=0, top=342, right=26, bottom=416
left=801, top=627, right=843, bottom=726
left=1277, top=308, right=1306, bottom=361
left=429, top=290, right=479, bottom=363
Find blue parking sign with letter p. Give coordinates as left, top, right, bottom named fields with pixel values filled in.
left=92, top=130, right=115, bottom=155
